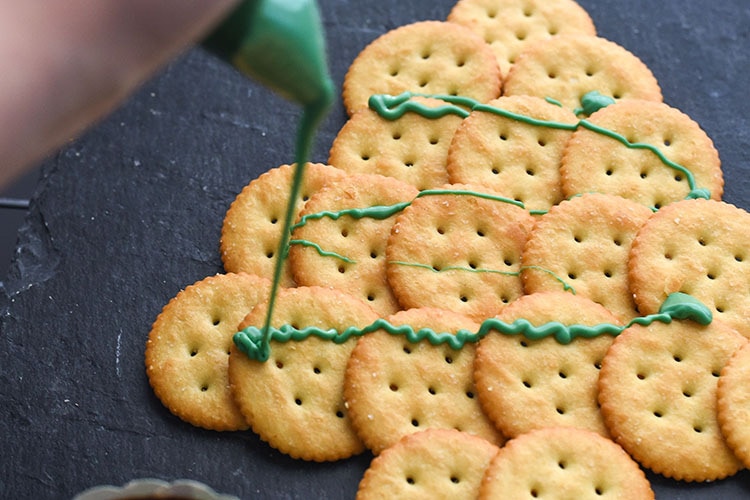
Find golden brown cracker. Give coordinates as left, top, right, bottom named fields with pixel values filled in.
left=474, top=292, right=620, bottom=438
left=343, top=21, right=501, bottom=116
left=447, top=95, right=578, bottom=212
left=145, top=272, right=270, bottom=431
left=288, top=173, right=418, bottom=316
left=479, top=427, right=654, bottom=499
left=228, top=286, right=379, bottom=461
left=356, top=429, right=499, bottom=500
left=448, top=0, right=596, bottom=77
left=561, top=99, right=723, bottom=207
left=598, top=318, right=747, bottom=481
left=344, top=307, right=504, bottom=455
left=503, top=34, right=662, bottom=110
left=628, top=199, right=750, bottom=339
left=220, top=163, right=346, bottom=286
left=718, top=341, right=750, bottom=468
left=386, top=184, right=535, bottom=321
left=328, top=96, right=464, bottom=190
left=521, top=193, right=652, bottom=321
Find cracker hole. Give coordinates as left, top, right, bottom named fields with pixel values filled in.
left=523, top=7, right=533, bottom=16
left=429, top=137, right=439, bottom=145
left=735, top=254, right=744, bottom=262
left=445, top=355, right=454, bottom=364
left=406, top=476, right=415, bottom=485
left=428, top=387, right=437, bottom=395
left=698, top=237, right=708, bottom=246
left=586, top=69, right=595, bottom=77
left=341, top=228, right=349, bottom=237
left=567, top=272, right=577, bottom=280
left=403, top=345, right=412, bottom=354
left=370, top=250, right=378, bottom=259
left=266, top=251, right=274, bottom=259
left=338, top=265, right=346, bottom=274
left=418, top=79, right=428, bottom=88
left=526, top=168, right=535, bottom=176
left=367, top=294, right=376, bottom=302
left=477, top=229, right=486, bottom=237
left=594, top=361, right=602, bottom=370
left=683, top=389, right=692, bottom=398
left=637, top=372, right=646, bottom=380
left=613, top=238, right=622, bottom=247
left=451, top=476, right=460, bottom=484
left=674, top=174, right=683, bottom=182
left=664, top=138, right=672, bottom=146
left=392, top=132, right=402, bottom=140
left=389, top=383, right=399, bottom=392
left=456, top=58, right=466, bottom=67
left=437, top=227, right=446, bottom=235
left=716, top=305, right=726, bottom=314
left=460, top=295, right=469, bottom=303
left=276, top=360, right=284, bottom=369
left=595, top=486, right=604, bottom=496
left=295, top=398, right=303, bottom=406
left=504, top=258, right=513, bottom=267
left=694, top=425, right=704, bottom=433
left=465, top=391, right=475, bottom=399
left=558, top=371, right=567, bottom=379
left=212, top=316, right=221, bottom=326
left=201, top=385, right=209, bottom=392
left=336, top=410, right=344, bottom=418
left=640, top=171, right=648, bottom=179
left=613, top=92, right=623, bottom=99
left=390, top=68, right=399, bottom=77
left=548, top=72, right=557, bottom=79
left=302, top=194, right=310, bottom=202
left=190, top=348, right=198, bottom=357
left=516, top=31, right=527, bottom=41
left=556, top=407, right=565, bottom=415
left=411, top=419, right=420, bottom=427
left=491, top=167, right=500, bottom=175
left=523, top=380, right=532, bottom=388
left=707, top=272, right=716, bottom=280
left=548, top=26, right=559, bottom=35
left=313, top=366, right=321, bottom=374
left=361, top=154, right=370, bottom=161
left=537, top=139, right=547, bottom=147
left=404, top=161, right=414, bottom=168
left=468, top=261, right=478, bottom=270
left=558, top=461, right=566, bottom=470
left=712, top=369, right=721, bottom=377
left=420, top=50, right=431, bottom=60
left=604, top=270, right=613, bottom=278
left=605, top=168, right=614, bottom=176
left=270, top=217, right=278, bottom=224
left=664, top=252, right=673, bottom=260
left=673, top=354, right=683, bottom=362
left=531, top=488, right=539, bottom=498
left=653, top=410, right=663, bottom=418
left=520, top=340, right=529, bottom=347
left=499, top=133, right=508, bottom=141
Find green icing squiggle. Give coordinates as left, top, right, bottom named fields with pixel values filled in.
left=368, top=92, right=711, bottom=201
left=234, top=292, right=712, bottom=362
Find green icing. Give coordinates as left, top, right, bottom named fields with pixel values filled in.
left=573, top=90, right=616, bottom=116
left=234, top=292, right=713, bottom=362
left=368, top=92, right=711, bottom=201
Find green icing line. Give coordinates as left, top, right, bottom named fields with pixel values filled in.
left=368, top=92, right=711, bottom=201
left=234, top=292, right=713, bottom=362
left=288, top=239, right=354, bottom=263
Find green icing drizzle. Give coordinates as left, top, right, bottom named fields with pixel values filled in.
left=234, top=292, right=713, bottom=361
left=368, top=92, right=711, bottom=201
left=573, top=90, right=616, bottom=116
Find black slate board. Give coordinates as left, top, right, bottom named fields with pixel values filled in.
left=2, top=0, right=750, bottom=498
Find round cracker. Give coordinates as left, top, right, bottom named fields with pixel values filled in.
left=228, top=286, right=379, bottom=461
left=503, top=34, right=662, bottom=110
left=386, top=184, right=535, bottom=321
left=474, top=292, right=620, bottom=438
left=628, top=198, right=750, bottom=339
left=342, top=21, right=502, bottom=116
left=718, top=341, right=750, bottom=468
left=344, top=307, right=504, bottom=455
left=447, top=95, right=578, bottom=212
left=328, top=96, right=464, bottom=190
left=448, top=0, right=596, bottom=77
left=561, top=99, right=723, bottom=207
left=479, top=427, right=654, bottom=499
left=145, top=272, right=270, bottom=431
left=220, top=163, right=346, bottom=287
left=288, top=173, right=418, bottom=316
left=521, top=193, right=652, bottom=321
left=598, top=318, right=747, bottom=481
left=356, top=429, right=499, bottom=500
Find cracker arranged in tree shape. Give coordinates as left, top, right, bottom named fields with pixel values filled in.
left=329, top=96, right=465, bottom=190
left=221, top=163, right=346, bottom=286
left=228, top=286, right=379, bottom=462
left=356, top=428, right=500, bottom=500
left=503, top=34, right=662, bottom=110
left=522, top=192, right=652, bottom=321
left=474, top=292, right=620, bottom=438
left=629, top=199, right=750, bottom=339
left=386, top=184, right=535, bottom=321
left=598, top=318, right=747, bottom=481
left=145, top=272, right=270, bottom=431
left=446, top=95, right=578, bottom=212
left=448, top=0, right=596, bottom=77
left=344, top=307, right=504, bottom=455
left=480, top=427, right=654, bottom=499
left=342, top=21, right=502, bottom=116
left=561, top=99, right=723, bottom=207
left=288, top=173, right=418, bottom=316
left=718, top=342, right=750, bottom=469
left=144, top=0, right=750, bottom=495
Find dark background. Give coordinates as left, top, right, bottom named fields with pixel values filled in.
left=2, top=0, right=750, bottom=498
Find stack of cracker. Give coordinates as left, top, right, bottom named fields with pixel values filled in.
left=145, top=0, right=750, bottom=497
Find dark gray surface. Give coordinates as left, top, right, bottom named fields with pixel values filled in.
left=2, top=0, right=750, bottom=498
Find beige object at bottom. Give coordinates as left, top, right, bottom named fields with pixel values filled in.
left=479, top=427, right=653, bottom=499
left=357, top=429, right=499, bottom=500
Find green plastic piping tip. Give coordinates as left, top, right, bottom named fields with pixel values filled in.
left=204, top=0, right=334, bottom=110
